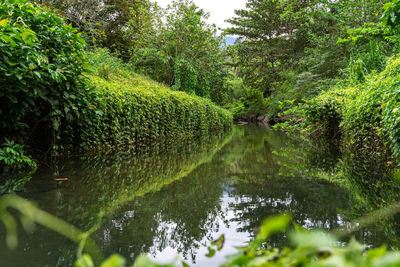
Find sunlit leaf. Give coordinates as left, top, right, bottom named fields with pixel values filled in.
left=206, top=247, right=216, bottom=258
left=100, top=254, right=126, bottom=267
left=257, top=213, right=292, bottom=240
left=211, top=234, right=225, bottom=251
left=74, top=254, right=94, bottom=267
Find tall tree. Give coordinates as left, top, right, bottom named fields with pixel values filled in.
left=35, top=0, right=151, bottom=59
left=130, top=0, right=228, bottom=102
left=225, top=0, right=389, bottom=96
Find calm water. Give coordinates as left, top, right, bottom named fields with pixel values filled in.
left=1, top=126, right=399, bottom=266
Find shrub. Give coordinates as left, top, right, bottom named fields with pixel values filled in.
left=0, top=0, right=86, bottom=150
left=338, top=57, right=400, bottom=152
left=0, top=140, right=36, bottom=194
left=301, top=55, right=400, bottom=161
left=305, top=86, right=357, bottom=134
left=0, top=1, right=232, bottom=157
left=228, top=88, right=268, bottom=121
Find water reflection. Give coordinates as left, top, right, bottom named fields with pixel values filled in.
left=1, top=126, right=399, bottom=267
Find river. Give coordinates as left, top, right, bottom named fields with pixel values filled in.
left=1, top=125, right=399, bottom=266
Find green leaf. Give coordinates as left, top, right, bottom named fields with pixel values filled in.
left=205, top=247, right=216, bottom=258
left=290, top=230, right=337, bottom=247
left=8, top=95, right=18, bottom=104
left=257, top=213, right=292, bottom=241
left=372, top=253, right=400, bottom=267
left=33, top=71, right=41, bottom=79
left=74, top=254, right=94, bottom=267
left=133, top=255, right=158, bottom=267
left=211, top=234, right=225, bottom=251
left=21, top=31, right=34, bottom=42
left=100, top=254, right=126, bottom=267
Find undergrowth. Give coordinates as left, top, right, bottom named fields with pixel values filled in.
left=74, top=49, right=232, bottom=150
left=276, top=55, right=400, bottom=163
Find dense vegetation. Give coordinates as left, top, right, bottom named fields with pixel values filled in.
left=219, top=0, right=400, bottom=165
left=0, top=0, right=232, bottom=191
left=38, top=0, right=231, bottom=104
left=223, top=0, right=398, bottom=123
left=77, top=49, right=231, bottom=149
left=267, top=0, right=400, bottom=165
left=2, top=0, right=400, bottom=266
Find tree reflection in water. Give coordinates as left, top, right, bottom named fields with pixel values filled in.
left=1, top=126, right=400, bottom=266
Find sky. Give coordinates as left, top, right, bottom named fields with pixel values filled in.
left=154, top=0, right=247, bottom=30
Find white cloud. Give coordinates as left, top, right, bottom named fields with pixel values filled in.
left=154, top=0, right=247, bottom=30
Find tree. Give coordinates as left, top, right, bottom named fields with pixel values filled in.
left=35, top=0, right=151, bottom=59
left=225, top=0, right=312, bottom=95
left=129, top=0, right=228, bottom=103
left=225, top=0, right=390, bottom=121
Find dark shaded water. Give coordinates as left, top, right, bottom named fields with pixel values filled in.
left=1, top=126, right=399, bottom=266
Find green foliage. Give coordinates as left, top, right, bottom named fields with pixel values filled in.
left=383, top=0, right=400, bottom=34
left=220, top=204, right=400, bottom=267
left=225, top=0, right=391, bottom=122
left=294, top=54, right=400, bottom=162
left=267, top=69, right=337, bottom=123
left=75, top=49, right=232, bottom=149
left=230, top=88, right=268, bottom=121
left=73, top=212, right=400, bottom=267
left=0, top=0, right=86, bottom=150
left=226, top=73, right=247, bottom=100
left=304, top=87, right=357, bottom=136
left=223, top=74, right=268, bottom=121
left=337, top=56, right=400, bottom=156
left=346, top=41, right=388, bottom=84
left=0, top=0, right=231, bottom=157
left=0, top=140, right=36, bottom=194
left=0, top=140, right=35, bottom=173
left=37, top=0, right=152, bottom=58
left=129, top=0, right=228, bottom=104
left=278, top=39, right=389, bottom=132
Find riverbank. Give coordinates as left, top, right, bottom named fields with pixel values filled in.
left=0, top=1, right=233, bottom=193
left=75, top=49, right=233, bottom=151
left=273, top=55, right=400, bottom=165
left=0, top=50, right=233, bottom=193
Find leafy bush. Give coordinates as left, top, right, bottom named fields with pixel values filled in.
left=0, top=0, right=232, bottom=155
left=383, top=0, right=400, bottom=34
left=338, top=56, right=400, bottom=154
left=295, top=54, right=400, bottom=161
left=0, top=0, right=86, bottom=150
left=304, top=86, right=358, bottom=136
left=0, top=140, right=36, bottom=194
left=228, top=88, right=268, bottom=121
left=74, top=49, right=232, bottom=149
